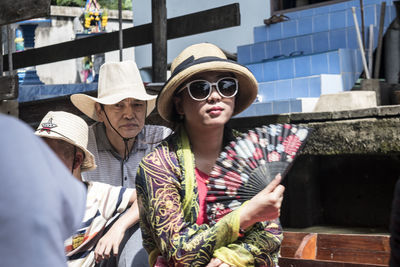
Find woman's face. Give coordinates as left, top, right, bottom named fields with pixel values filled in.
left=173, top=71, right=236, bottom=129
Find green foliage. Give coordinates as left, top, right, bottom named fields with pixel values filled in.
left=53, top=0, right=84, bottom=7
left=51, top=0, right=132, bottom=10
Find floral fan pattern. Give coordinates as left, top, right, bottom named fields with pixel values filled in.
left=206, top=124, right=311, bottom=225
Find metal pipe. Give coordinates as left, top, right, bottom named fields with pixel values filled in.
left=360, top=0, right=365, bottom=50
left=7, top=25, right=13, bottom=74
left=374, top=1, right=386, bottom=79
left=352, top=7, right=371, bottom=79
left=0, top=26, right=3, bottom=76
left=118, top=0, right=123, bottom=61
left=368, top=24, right=374, bottom=76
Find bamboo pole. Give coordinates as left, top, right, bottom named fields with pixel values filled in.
left=352, top=7, right=371, bottom=79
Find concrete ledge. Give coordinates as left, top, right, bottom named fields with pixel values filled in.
left=230, top=105, right=400, bottom=155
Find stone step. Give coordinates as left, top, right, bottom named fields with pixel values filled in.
left=257, top=74, right=345, bottom=103
left=235, top=98, right=319, bottom=118
left=246, top=48, right=362, bottom=89
left=238, top=25, right=378, bottom=65
left=254, top=2, right=396, bottom=43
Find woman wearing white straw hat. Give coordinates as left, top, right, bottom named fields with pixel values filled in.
left=35, top=111, right=139, bottom=267
left=136, top=43, right=285, bottom=266
left=71, top=61, right=170, bottom=267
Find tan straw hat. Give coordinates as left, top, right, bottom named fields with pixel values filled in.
left=71, top=61, right=156, bottom=121
left=35, top=111, right=96, bottom=172
left=157, top=43, right=258, bottom=122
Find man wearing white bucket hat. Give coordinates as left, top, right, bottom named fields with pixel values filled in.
left=71, top=61, right=170, bottom=266
left=35, top=111, right=140, bottom=267
left=0, top=114, right=86, bottom=267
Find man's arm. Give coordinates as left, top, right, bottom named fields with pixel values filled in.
left=94, top=190, right=139, bottom=262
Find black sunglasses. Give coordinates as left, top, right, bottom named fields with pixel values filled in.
left=177, top=77, right=239, bottom=101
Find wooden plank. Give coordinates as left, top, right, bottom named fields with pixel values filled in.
left=279, top=257, right=387, bottom=267
left=281, top=232, right=310, bottom=257
left=3, top=3, right=240, bottom=71
left=316, top=233, right=390, bottom=265
left=0, top=0, right=50, bottom=26
left=0, top=75, right=19, bottom=100
left=152, top=0, right=167, bottom=82
left=295, top=233, right=317, bottom=259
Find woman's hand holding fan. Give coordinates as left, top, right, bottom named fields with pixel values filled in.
left=206, top=124, right=311, bottom=225
left=239, top=174, right=285, bottom=230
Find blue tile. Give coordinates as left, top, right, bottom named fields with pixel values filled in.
left=247, top=63, right=264, bottom=82
left=237, top=45, right=252, bottom=64
left=273, top=100, right=290, bottom=114
left=281, top=38, right=296, bottom=56
left=364, top=5, right=377, bottom=26
left=313, top=31, right=330, bottom=53
left=258, top=82, right=276, bottom=101
left=294, top=56, right=311, bottom=77
left=297, top=9, right=314, bottom=18
left=278, top=59, right=295, bottom=80
left=268, top=24, right=283, bottom=41
left=292, top=78, right=310, bottom=98
left=313, top=14, right=329, bottom=33
left=329, top=2, right=348, bottom=12
left=282, top=20, right=298, bottom=38
left=263, top=61, right=279, bottom=81
left=328, top=51, right=341, bottom=73
left=265, top=41, right=281, bottom=60
left=275, top=80, right=292, bottom=100
left=290, top=99, right=302, bottom=112
left=330, top=28, right=347, bottom=50
left=255, top=102, right=273, bottom=115
left=298, top=16, right=313, bottom=35
left=295, top=35, right=313, bottom=54
left=311, top=53, right=329, bottom=75
left=252, top=42, right=266, bottom=63
left=309, top=76, right=322, bottom=97
left=314, top=5, right=331, bottom=15
left=330, top=10, right=347, bottom=30
left=347, top=27, right=359, bottom=49
left=339, top=49, right=353, bottom=73
left=254, top=26, right=268, bottom=43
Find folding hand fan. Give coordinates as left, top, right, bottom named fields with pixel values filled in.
left=206, top=123, right=311, bottom=225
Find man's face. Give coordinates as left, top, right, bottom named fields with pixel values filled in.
left=97, top=98, right=147, bottom=139
left=43, top=138, right=75, bottom=170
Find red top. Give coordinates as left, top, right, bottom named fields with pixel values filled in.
left=195, top=168, right=209, bottom=225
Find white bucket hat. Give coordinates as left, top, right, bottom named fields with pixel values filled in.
left=35, top=111, right=96, bottom=172
left=71, top=61, right=156, bottom=121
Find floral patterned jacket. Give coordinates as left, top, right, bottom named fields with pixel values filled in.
left=135, top=127, right=283, bottom=267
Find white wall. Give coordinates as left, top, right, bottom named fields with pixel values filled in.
left=33, top=6, right=135, bottom=84
left=132, top=0, right=271, bottom=82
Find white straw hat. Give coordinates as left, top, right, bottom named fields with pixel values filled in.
left=157, top=43, right=258, bottom=122
left=71, top=61, right=156, bottom=121
left=35, top=111, right=96, bottom=172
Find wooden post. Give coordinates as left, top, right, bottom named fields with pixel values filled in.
left=118, top=0, right=123, bottom=61
left=152, top=0, right=167, bottom=82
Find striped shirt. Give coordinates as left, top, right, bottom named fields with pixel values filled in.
left=82, top=122, right=171, bottom=188
left=65, top=182, right=134, bottom=267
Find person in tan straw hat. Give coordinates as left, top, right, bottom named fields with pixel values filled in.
left=71, top=61, right=170, bottom=266
left=135, top=43, right=285, bottom=267
left=35, top=111, right=140, bottom=267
